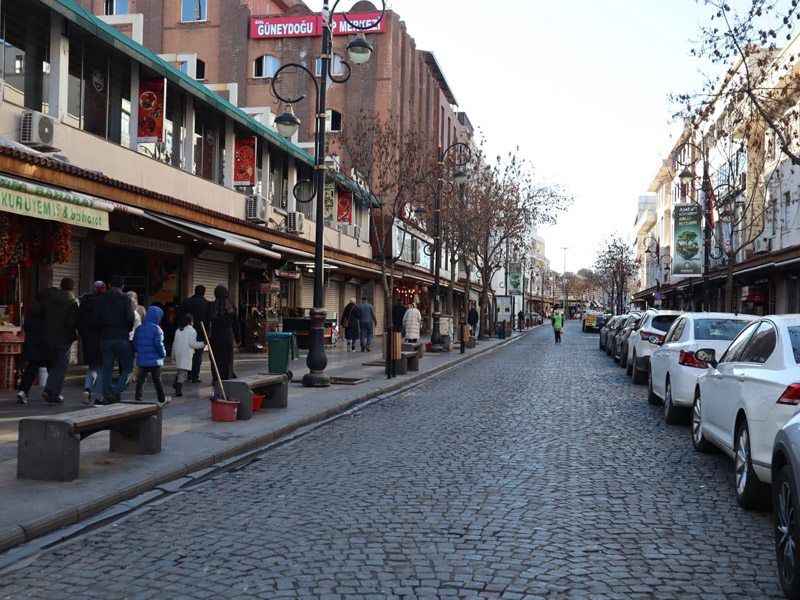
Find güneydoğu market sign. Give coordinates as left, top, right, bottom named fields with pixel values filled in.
left=250, top=12, right=385, bottom=39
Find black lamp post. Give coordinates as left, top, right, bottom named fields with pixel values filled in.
left=678, top=141, right=711, bottom=311
left=271, top=1, right=385, bottom=387
left=429, top=143, right=470, bottom=352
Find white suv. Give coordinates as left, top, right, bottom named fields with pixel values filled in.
left=626, top=309, right=683, bottom=384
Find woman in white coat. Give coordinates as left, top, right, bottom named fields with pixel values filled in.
left=171, top=314, right=206, bottom=397
left=402, top=302, right=422, bottom=343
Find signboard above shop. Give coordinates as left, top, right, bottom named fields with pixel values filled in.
left=249, top=12, right=385, bottom=39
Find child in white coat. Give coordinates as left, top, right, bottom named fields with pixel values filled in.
left=171, top=314, right=206, bottom=397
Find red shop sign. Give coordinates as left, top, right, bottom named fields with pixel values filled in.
left=249, top=12, right=385, bottom=39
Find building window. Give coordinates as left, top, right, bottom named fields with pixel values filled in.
left=195, top=59, right=206, bottom=80
left=105, top=0, right=129, bottom=15
left=315, top=54, right=344, bottom=77
left=253, top=55, right=279, bottom=78
left=327, top=109, right=342, bottom=132
left=181, top=0, right=206, bottom=22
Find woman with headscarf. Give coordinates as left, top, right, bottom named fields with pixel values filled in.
left=208, top=284, right=241, bottom=382
left=340, top=297, right=360, bottom=352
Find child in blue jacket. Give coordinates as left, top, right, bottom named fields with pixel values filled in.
left=132, top=305, right=170, bottom=407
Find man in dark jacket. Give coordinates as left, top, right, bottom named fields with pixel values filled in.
left=468, top=306, right=479, bottom=337
left=16, top=294, right=49, bottom=404
left=77, top=281, right=106, bottom=405
left=93, top=274, right=135, bottom=404
left=179, top=285, right=210, bottom=383
left=32, top=278, right=79, bottom=405
left=356, top=297, right=377, bottom=352
left=391, top=300, right=407, bottom=334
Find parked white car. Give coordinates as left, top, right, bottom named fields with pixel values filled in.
left=626, top=309, right=683, bottom=384
left=648, top=312, right=756, bottom=423
left=772, top=410, right=800, bottom=598
left=692, top=315, right=800, bottom=509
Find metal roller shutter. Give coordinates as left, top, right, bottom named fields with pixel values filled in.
left=345, top=283, right=358, bottom=304
left=325, top=280, right=340, bottom=319
left=51, top=239, right=81, bottom=364
left=193, top=259, right=230, bottom=302
left=776, top=278, right=789, bottom=315
left=301, top=276, right=315, bottom=308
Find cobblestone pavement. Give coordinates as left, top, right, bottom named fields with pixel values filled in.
left=1, top=321, right=784, bottom=599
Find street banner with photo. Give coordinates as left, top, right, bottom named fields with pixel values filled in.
left=234, top=137, right=256, bottom=186
left=137, top=78, right=166, bottom=143
left=722, top=221, right=732, bottom=250
left=323, top=182, right=335, bottom=222
left=672, top=204, right=702, bottom=281
left=336, top=190, right=353, bottom=225
left=508, top=267, right=522, bottom=295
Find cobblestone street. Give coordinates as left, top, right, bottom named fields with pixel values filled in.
left=1, top=322, right=784, bottom=599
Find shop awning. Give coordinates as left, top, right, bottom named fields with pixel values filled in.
left=269, top=243, right=315, bottom=259
left=144, top=213, right=281, bottom=259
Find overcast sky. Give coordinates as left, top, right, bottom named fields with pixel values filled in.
left=310, top=1, right=720, bottom=272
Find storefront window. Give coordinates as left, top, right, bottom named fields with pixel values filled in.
left=269, top=151, right=286, bottom=209
left=193, top=101, right=224, bottom=182
left=0, top=0, right=50, bottom=111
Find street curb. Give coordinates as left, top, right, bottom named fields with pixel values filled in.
left=0, top=331, right=526, bottom=560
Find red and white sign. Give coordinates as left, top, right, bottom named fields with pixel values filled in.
left=249, top=12, right=384, bottom=39
left=234, top=137, right=257, bottom=187
left=137, top=78, right=166, bottom=143
left=337, top=190, right=353, bottom=225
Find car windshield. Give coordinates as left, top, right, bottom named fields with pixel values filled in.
left=789, top=326, right=800, bottom=363
left=694, top=319, right=751, bottom=341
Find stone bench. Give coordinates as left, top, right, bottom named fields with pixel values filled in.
left=393, top=351, right=420, bottom=375
left=215, top=373, right=289, bottom=420
left=401, top=342, right=424, bottom=359
left=17, top=402, right=162, bottom=481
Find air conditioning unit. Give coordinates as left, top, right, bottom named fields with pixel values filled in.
left=286, top=211, right=305, bottom=234
left=245, top=195, right=268, bottom=223
left=754, top=236, right=771, bottom=253
left=411, top=238, right=419, bottom=264
left=352, top=225, right=361, bottom=240
left=20, top=110, right=60, bottom=151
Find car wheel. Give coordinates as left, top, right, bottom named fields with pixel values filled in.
left=691, top=391, right=712, bottom=453
left=631, top=354, right=646, bottom=384
left=663, top=378, right=687, bottom=424
left=647, top=371, right=660, bottom=405
left=734, top=420, right=769, bottom=509
left=775, top=465, right=800, bottom=599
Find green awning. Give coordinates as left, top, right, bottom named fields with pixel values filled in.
left=330, top=171, right=380, bottom=208
left=40, top=0, right=314, bottom=167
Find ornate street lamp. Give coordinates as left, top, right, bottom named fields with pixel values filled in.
left=429, top=143, right=471, bottom=352
left=271, top=1, right=385, bottom=387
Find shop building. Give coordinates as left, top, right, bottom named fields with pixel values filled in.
left=0, top=0, right=385, bottom=384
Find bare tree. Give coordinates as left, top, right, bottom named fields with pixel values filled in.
left=593, top=235, right=639, bottom=314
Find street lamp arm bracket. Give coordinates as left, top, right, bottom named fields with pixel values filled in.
left=271, top=63, right=319, bottom=105
left=440, top=141, right=472, bottom=167
left=293, top=179, right=315, bottom=204
left=331, top=0, right=386, bottom=30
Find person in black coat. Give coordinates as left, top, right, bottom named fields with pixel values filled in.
left=392, top=300, right=407, bottom=334
left=179, top=285, right=211, bottom=383
left=77, top=281, right=106, bottom=404
left=468, top=306, right=479, bottom=337
left=341, top=298, right=360, bottom=352
left=94, top=274, right=135, bottom=404
left=16, top=296, right=49, bottom=404
left=209, top=285, right=241, bottom=383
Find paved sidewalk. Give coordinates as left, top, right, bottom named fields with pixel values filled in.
left=0, top=328, right=530, bottom=557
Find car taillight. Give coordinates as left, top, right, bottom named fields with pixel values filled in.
left=679, top=350, right=708, bottom=369
left=777, top=384, right=800, bottom=406
left=641, top=330, right=664, bottom=342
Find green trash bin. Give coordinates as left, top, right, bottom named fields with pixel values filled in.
left=266, top=332, right=296, bottom=379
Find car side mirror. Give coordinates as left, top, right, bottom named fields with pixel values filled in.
left=695, top=348, right=718, bottom=368
left=648, top=335, right=662, bottom=346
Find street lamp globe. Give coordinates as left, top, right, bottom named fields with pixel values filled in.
left=274, top=104, right=301, bottom=139
left=346, top=32, right=373, bottom=64
left=678, top=169, right=693, bottom=187
left=453, top=170, right=468, bottom=186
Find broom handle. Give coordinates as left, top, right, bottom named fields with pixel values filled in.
left=200, top=322, right=227, bottom=402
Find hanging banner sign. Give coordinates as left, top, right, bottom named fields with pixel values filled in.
left=337, top=190, right=353, bottom=225
left=0, top=189, right=109, bottom=230
left=672, top=204, right=702, bottom=281
left=324, top=182, right=335, bottom=222
left=250, top=12, right=385, bottom=39
left=137, top=78, right=166, bottom=143
left=508, top=269, right=522, bottom=295
left=234, top=137, right=257, bottom=187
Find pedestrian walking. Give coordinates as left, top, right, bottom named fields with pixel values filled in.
left=77, top=281, right=106, bottom=405
left=160, top=303, right=179, bottom=356
left=171, top=313, right=205, bottom=397
left=518, top=310, right=525, bottom=330
left=356, top=296, right=377, bottom=352
left=94, top=274, right=135, bottom=404
left=468, top=305, right=479, bottom=337
left=127, top=290, right=144, bottom=385
left=402, top=302, right=422, bottom=343
left=132, top=305, right=170, bottom=407
left=392, top=299, right=407, bottom=334
left=179, top=285, right=210, bottom=383
left=32, top=277, right=79, bottom=406
left=340, top=298, right=359, bottom=352
left=208, top=284, right=241, bottom=382
left=15, top=295, right=49, bottom=405
left=552, top=310, right=564, bottom=344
